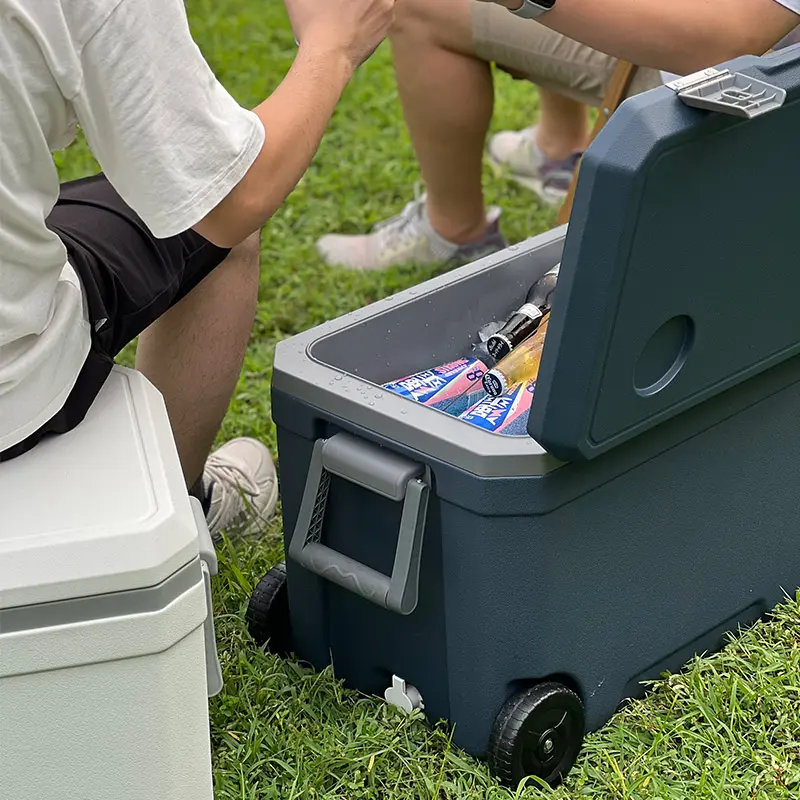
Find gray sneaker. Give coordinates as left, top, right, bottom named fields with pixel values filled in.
left=202, top=438, right=278, bottom=541
left=316, top=194, right=508, bottom=271
left=489, top=126, right=581, bottom=205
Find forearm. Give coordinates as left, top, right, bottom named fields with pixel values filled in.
left=195, top=43, right=353, bottom=248
left=537, top=0, right=799, bottom=75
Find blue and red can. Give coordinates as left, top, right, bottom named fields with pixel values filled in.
left=383, top=358, right=488, bottom=416
left=458, top=380, right=536, bottom=436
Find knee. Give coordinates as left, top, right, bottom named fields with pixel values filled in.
left=391, top=0, right=472, bottom=53
left=391, top=0, right=435, bottom=41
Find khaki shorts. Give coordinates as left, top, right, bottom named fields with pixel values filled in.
left=472, top=2, right=662, bottom=107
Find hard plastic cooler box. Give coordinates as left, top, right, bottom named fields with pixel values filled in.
left=0, top=367, right=221, bottom=800
left=255, top=48, right=800, bottom=786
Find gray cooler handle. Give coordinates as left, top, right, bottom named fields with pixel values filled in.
left=288, top=432, right=430, bottom=615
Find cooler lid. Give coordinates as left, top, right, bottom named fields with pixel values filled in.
left=0, top=368, right=199, bottom=610
left=528, top=47, right=800, bottom=461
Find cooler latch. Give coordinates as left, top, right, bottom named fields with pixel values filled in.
left=667, top=68, right=786, bottom=118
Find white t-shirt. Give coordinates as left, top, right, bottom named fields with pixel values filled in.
left=0, top=0, right=265, bottom=452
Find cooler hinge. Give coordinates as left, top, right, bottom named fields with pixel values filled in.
left=666, top=68, right=786, bottom=119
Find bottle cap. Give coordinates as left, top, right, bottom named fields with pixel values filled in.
left=483, top=370, right=507, bottom=397
left=487, top=334, right=512, bottom=361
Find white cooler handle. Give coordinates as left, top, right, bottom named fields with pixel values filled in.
left=190, top=497, right=224, bottom=698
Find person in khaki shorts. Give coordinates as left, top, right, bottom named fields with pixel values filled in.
left=476, top=2, right=662, bottom=196
left=316, top=0, right=663, bottom=271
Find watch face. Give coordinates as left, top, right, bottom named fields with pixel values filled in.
left=538, top=0, right=556, bottom=7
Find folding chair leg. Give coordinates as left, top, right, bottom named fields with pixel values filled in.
left=556, top=61, right=637, bottom=227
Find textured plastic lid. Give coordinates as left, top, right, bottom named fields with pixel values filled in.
left=529, top=48, right=800, bottom=461
left=0, top=368, right=199, bottom=610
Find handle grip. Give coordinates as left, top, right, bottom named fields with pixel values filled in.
left=288, top=433, right=429, bottom=615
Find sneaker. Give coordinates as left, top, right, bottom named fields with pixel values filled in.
left=202, top=438, right=278, bottom=540
left=316, top=193, right=508, bottom=271
left=488, top=126, right=582, bottom=205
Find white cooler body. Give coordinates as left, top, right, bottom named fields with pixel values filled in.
left=0, top=368, right=221, bottom=800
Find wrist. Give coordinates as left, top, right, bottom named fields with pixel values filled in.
left=296, top=36, right=355, bottom=86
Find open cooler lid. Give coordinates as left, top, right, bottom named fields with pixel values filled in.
left=529, top=47, right=800, bottom=462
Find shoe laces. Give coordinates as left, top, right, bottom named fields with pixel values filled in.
left=373, top=185, right=428, bottom=255
left=204, top=451, right=260, bottom=524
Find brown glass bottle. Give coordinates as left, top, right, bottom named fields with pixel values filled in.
left=487, top=263, right=560, bottom=360
left=482, top=317, right=550, bottom=397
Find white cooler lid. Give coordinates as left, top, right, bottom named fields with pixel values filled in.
left=0, top=368, right=199, bottom=610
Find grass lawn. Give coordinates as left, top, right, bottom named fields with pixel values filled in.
left=55, top=1, right=800, bottom=797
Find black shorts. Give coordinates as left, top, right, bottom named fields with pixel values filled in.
left=0, top=173, right=231, bottom=462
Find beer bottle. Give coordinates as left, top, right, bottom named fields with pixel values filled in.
left=487, top=264, right=560, bottom=360
left=482, top=317, right=550, bottom=397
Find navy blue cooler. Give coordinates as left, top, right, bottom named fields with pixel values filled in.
left=248, top=48, right=800, bottom=786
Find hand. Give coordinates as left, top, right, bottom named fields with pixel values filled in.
left=285, top=0, right=397, bottom=71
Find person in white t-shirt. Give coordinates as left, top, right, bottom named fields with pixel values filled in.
left=0, top=0, right=395, bottom=539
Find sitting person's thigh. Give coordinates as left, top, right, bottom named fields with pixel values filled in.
left=471, top=1, right=661, bottom=105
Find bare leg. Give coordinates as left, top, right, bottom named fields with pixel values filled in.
left=390, top=0, right=493, bottom=244
left=135, top=232, right=261, bottom=487
left=535, top=87, right=590, bottom=160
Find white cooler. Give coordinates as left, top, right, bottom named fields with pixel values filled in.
left=0, top=367, right=221, bottom=800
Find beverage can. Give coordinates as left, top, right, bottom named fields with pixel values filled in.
left=458, top=380, right=536, bottom=436
left=384, top=358, right=489, bottom=411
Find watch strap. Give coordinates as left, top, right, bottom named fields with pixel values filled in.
left=509, top=0, right=550, bottom=20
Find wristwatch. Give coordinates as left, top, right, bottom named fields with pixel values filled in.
left=509, top=0, right=556, bottom=19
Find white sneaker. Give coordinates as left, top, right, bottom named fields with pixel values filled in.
left=203, top=438, right=278, bottom=540
left=316, top=193, right=507, bottom=271
left=488, top=126, right=581, bottom=205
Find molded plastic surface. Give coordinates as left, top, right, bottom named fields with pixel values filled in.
left=529, top=47, right=800, bottom=460
left=274, top=49, right=800, bottom=471
left=0, top=367, right=216, bottom=800
left=288, top=433, right=430, bottom=615
left=0, top=600, right=214, bottom=800
left=0, top=367, right=199, bottom=608
left=272, top=234, right=562, bottom=478
left=270, top=48, right=800, bottom=770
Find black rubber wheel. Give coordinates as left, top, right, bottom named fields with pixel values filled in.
left=245, top=562, right=292, bottom=656
left=488, top=682, right=585, bottom=788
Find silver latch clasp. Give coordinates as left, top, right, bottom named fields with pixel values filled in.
left=667, top=68, right=786, bottom=119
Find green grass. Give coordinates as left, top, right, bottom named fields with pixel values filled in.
left=54, top=1, right=800, bottom=797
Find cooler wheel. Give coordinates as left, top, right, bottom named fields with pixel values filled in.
left=246, top=562, right=292, bottom=656
left=487, top=681, right=585, bottom=788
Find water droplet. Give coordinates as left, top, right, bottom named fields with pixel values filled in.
left=369, top=401, right=375, bottom=406
left=374, top=393, right=383, bottom=399
left=400, top=410, right=407, bottom=415
left=508, top=244, right=519, bottom=252
left=334, top=375, right=343, bottom=382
